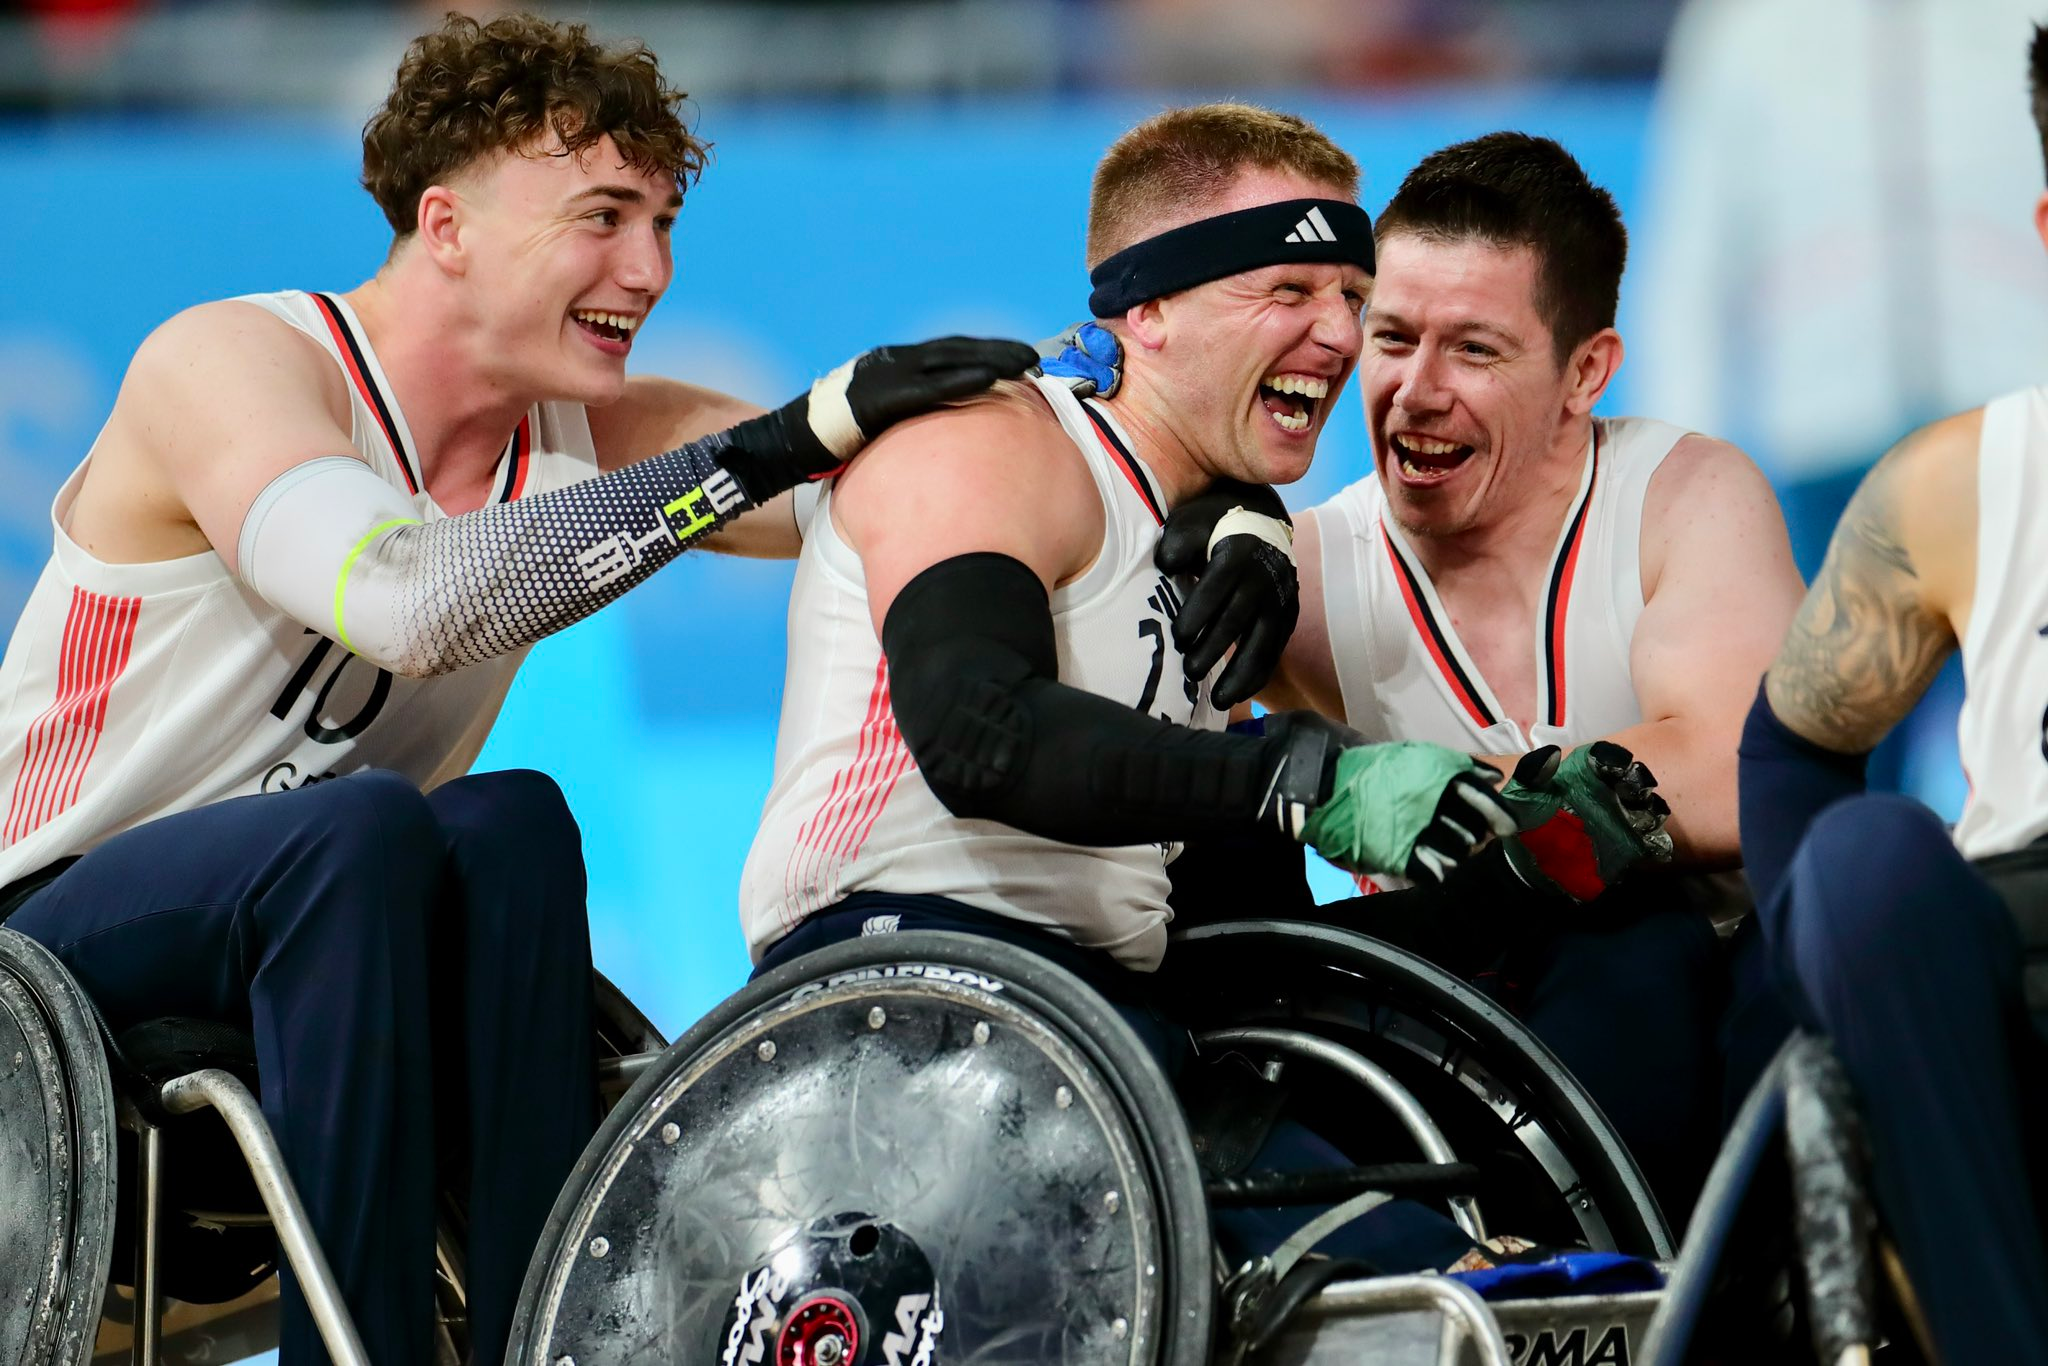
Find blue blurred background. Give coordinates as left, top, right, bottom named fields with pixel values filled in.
left=3, top=0, right=2042, bottom=1038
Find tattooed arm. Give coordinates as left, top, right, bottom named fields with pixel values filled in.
left=1764, top=411, right=1980, bottom=753
left=1738, top=411, right=1979, bottom=902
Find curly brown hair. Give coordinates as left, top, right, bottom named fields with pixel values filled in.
left=1086, top=103, right=1359, bottom=267
left=362, top=12, right=710, bottom=237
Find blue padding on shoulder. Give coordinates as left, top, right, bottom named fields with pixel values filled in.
left=1449, top=1250, right=1665, bottom=1302
left=1037, top=321, right=1123, bottom=398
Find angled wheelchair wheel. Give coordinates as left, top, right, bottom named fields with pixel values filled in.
left=1161, top=920, right=1673, bottom=1260
left=0, top=928, right=117, bottom=1366
left=508, top=931, right=1212, bottom=1366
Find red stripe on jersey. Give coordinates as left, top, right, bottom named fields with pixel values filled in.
left=4, top=589, right=141, bottom=845
left=785, top=657, right=894, bottom=924
left=813, top=666, right=915, bottom=912
left=310, top=295, right=419, bottom=496
left=828, top=726, right=915, bottom=904
left=1382, top=534, right=1492, bottom=730
left=6, top=591, right=95, bottom=843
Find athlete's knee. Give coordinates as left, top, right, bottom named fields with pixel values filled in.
left=248, top=770, right=441, bottom=950
left=302, top=769, right=442, bottom=885
left=431, top=768, right=584, bottom=866
left=432, top=770, right=589, bottom=952
left=1783, top=793, right=2006, bottom=1005
left=1802, top=793, right=1949, bottom=886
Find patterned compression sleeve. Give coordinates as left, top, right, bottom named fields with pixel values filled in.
left=239, top=430, right=758, bottom=678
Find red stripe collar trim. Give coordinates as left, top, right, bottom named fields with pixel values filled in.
left=310, top=293, right=422, bottom=497
left=1380, top=524, right=1497, bottom=729
left=496, top=415, right=532, bottom=503
left=1539, top=429, right=1601, bottom=729
left=1081, top=402, right=1165, bottom=526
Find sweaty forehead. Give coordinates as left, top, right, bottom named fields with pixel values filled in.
left=479, top=132, right=680, bottom=207
left=1369, top=234, right=1542, bottom=329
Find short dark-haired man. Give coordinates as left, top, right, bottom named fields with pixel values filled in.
left=1262, top=133, right=1805, bottom=1223
left=1733, top=26, right=2048, bottom=1359
left=0, top=14, right=1035, bottom=1366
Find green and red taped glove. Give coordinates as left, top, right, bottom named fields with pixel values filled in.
left=1496, top=741, right=1675, bottom=902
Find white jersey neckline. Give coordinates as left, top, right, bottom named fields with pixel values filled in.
left=1376, top=425, right=1601, bottom=747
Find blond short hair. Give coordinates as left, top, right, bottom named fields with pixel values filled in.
left=1085, top=103, right=1360, bottom=267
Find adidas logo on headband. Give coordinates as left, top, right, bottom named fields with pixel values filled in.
left=1087, top=197, right=1375, bottom=317
left=1284, top=206, right=1339, bottom=244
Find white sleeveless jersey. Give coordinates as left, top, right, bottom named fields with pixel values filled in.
left=1316, top=418, right=1706, bottom=896
left=1314, top=418, right=1686, bottom=755
left=740, top=376, right=1223, bottom=971
left=0, top=290, right=599, bottom=885
left=1953, top=387, right=2048, bottom=860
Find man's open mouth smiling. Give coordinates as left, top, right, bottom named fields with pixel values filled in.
left=572, top=308, right=639, bottom=349
left=1389, top=431, right=1476, bottom=483
left=1258, top=372, right=1329, bottom=432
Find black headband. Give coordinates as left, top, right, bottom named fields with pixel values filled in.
left=1088, top=198, right=1375, bottom=317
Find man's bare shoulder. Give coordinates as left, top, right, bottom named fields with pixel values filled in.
left=1638, top=430, right=1797, bottom=596
left=838, top=379, right=1081, bottom=494
left=833, top=379, right=1103, bottom=599
left=1643, top=431, right=1776, bottom=514
left=1764, top=410, right=1982, bottom=751
left=1887, top=407, right=1982, bottom=518
left=858, top=378, right=1062, bottom=452
left=80, top=300, right=358, bottom=567
left=1881, top=408, right=1982, bottom=618
left=122, top=300, right=349, bottom=431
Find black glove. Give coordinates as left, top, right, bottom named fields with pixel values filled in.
left=1155, top=479, right=1299, bottom=709
left=720, top=336, right=1041, bottom=503
left=1253, top=711, right=1362, bottom=836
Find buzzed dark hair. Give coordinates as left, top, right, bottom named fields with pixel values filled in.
left=2030, top=24, right=2048, bottom=179
left=1375, top=132, right=1626, bottom=365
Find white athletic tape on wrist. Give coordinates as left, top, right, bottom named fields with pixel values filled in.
left=807, top=356, right=867, bottom=462
left=1207, top=506, right=1295, bottom=560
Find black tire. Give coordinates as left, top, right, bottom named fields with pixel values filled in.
left=0, top=928, right=117, bottom=1366
left=508, top=931, right=1212, bottom=1366
left=1162, top=919, right=1673, bottom=1259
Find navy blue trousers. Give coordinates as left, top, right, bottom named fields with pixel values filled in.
left=760, top=895, right=1481, bottom=1275
left=1761, top=793, right=2048, bottom=1363
left=8, top=768, right=597, bottom=1366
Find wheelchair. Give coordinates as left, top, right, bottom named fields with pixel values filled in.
left=1637, top=1033, right=1943, bottom=1366
left=3, top=912, right=1730, bottom=1365
left=0, top=925, right=665, bottom=1366
left=507, top=922, right=1680, bottom=1366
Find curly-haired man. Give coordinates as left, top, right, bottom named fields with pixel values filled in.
left=0, top=13, right=1032, bottom=1366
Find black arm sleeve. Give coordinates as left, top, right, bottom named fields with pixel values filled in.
left=881, top=552, right=1283, bottom=846
left=1736, top=679, right=1870, bottom=907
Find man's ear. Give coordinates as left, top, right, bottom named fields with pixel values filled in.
left=2033, top=190, right=2048, bottom=257
left=415, top=185, right=468, bottom=278
left=1562, top=327, right=1623, bottom=418
left=1123, top=297, right=1169, bottom=354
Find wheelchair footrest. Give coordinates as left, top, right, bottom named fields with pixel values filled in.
left=1263, top=1280, right=1663, bottom=1366
left=1206, top=1161, right=1484, bottom=1208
